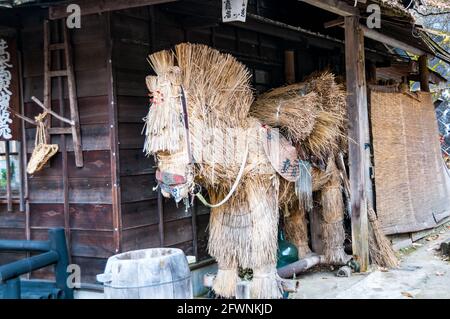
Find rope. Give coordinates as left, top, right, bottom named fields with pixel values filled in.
left=180, top=85, right=193, bottom=164
left=195, top=142, right=249, bottom=208
left=34, top=112, right=48, bottom=147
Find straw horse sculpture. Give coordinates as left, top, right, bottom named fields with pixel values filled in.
left=144, top=43, right=349, bottom=298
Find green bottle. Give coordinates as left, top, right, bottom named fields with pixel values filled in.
left=277, top=229, right=299, bottom=269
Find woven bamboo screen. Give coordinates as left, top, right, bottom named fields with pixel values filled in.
left=371, top=91, right=450, bottom=235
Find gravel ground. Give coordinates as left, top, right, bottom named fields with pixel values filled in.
left=292, top=224, right=450, bottom=299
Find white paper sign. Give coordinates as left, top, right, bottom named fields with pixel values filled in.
left=0, top=39, right=13, bottom=140
left=222, top=0, right=248, bottom=23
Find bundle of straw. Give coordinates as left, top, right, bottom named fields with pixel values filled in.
left=284, top=202, right=312, bottom=258
left=250, top=265, right=283, bottom=299
left=251, top=92, right=319, bottom=142
left=251, top=71, right=347, bottom=160
left=143, top=67, right=185, bottom=155
left=320, top=157, right=351, bottom=265
left=208, top=175, right=281, bottom=298
left=368, top=205, right=399, bottom=268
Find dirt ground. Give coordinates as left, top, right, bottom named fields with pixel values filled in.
left=292, top=224, right=450, bottom=299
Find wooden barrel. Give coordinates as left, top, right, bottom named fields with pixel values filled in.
left=97, top=248, right=193, bottom=299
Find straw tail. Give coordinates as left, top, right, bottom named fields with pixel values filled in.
left=368, top=206, right=399, bottom=268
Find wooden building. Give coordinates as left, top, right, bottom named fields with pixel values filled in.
left=0, top=0, right=449, bottom=284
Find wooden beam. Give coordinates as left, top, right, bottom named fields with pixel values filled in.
left=230, top=14, right=344, bottom=51
left=299, top=0, right=359, bottom=17
left=324, top=17, right=344, bottom=29
left=8, top=107, right=37, bottom=126
left=284, top=50, right=296, bottom=84
left=419, top=55, right=430, bottom=92
left=62, top=23, right=83, bottom=168
left=49, top=0, right=177, bottom=20
left=5, top=141, right=12, bottom=213
left=367, top=60, right=377, bottom=85
left=31, top=96, right=75, bottom=126
left=105, top=13, right=122, bottom=254
left=345, top=16, right=369, bottom=272
left=55, top=19, right=71, bottom=262
left=361, top=25, right=426, bottom=56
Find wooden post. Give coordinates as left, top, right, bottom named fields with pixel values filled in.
left=56, top=20, right=71, bottom=262
left=345, top=16, right=369, bottom=271
left=5, top=141, right=12, bottom=213
left=105, top=13, right=122, bottom=254
left=367, top=61, right=377, bottom=85
left=43, top=20, right=51, bottom=145
left=419, top=55, right=430, bottom=93
left=284, top=50, right=296, bottom=84
left=63, top=23, right=83, bottom=167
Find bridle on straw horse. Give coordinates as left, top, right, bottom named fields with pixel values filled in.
left=180, top=85, right=249, bottom=209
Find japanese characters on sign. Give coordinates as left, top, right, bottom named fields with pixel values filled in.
left=0, top=38, right=13, bottom=140
left=222, top=0, right=248, bottom=23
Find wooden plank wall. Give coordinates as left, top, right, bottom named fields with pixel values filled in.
left=0, top=10, right=113, bottom=282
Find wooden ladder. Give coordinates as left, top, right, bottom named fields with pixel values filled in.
left=42, top=19, right=83, bottom=167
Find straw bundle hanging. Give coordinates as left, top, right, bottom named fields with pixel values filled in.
left=251, top=91, right=319, bottom=142
left=27, top=113, right=58, bottom=175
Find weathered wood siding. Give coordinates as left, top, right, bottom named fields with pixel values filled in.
left=0, top=10, right=112, bottom=282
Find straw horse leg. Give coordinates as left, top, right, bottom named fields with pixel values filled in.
left=319, top=159, right=351, bottom=265
left=285, top=203, right=312, bottom=258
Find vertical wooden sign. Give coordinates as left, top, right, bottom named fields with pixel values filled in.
left=0, top=36, right=21, bottom=141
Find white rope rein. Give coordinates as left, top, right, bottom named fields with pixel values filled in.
left=195, top=142, right=249, bottom=208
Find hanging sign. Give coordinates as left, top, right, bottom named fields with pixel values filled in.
left=222, top=0, right=248, bottom=23
left=0, top=37, right=20, bottom=141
